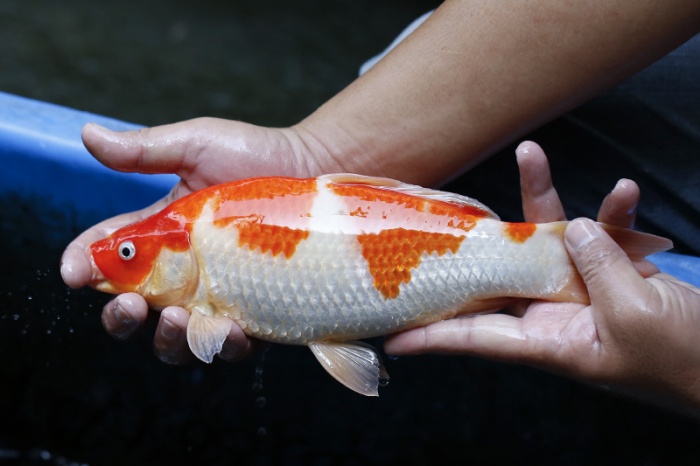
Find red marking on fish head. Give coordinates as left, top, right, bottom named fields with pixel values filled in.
left=504, top=222, right=537, bottom=243
left=88, top=197, right=201, bottom=302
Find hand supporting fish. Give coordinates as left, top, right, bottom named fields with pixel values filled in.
left=84, top=171, right=671, bottom=396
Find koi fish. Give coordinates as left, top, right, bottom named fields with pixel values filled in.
left=87, top=174, right=672, bottom=396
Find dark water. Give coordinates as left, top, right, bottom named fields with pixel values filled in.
left=0, top=0, right=434, bottom=127
left=2, top=1, right=700, bottom=465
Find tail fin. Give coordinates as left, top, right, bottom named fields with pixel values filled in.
left=542, top=221, right=672, bottom=305
left=544, top=221, right=673, bottom=259
left=599, top=223, right=673, bottom=260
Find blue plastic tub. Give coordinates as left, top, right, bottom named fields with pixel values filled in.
left=0, top=91, right=178, bottom=230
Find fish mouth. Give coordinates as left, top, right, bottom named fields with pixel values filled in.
left=87, top=250, right=121, bottom=294
left=88, top=265, right=116, bottom=293
left=92, top=279, right=121, bottom=294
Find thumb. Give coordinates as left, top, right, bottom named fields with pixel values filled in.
left=564, top=218, right=650, bottom=323
left=81, top=119, right=210, bottom=175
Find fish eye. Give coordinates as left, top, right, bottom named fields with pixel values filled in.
left=118, top=241, right=136, bottom=261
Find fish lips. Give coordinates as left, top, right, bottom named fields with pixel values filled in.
left=86, top=248, right=133, bottom=295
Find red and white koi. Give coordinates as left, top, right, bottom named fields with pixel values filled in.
left=87, top=174, right=672, bottom=395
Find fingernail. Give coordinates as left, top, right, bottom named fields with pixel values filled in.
left=114, top=302, right=136, bottom=328
left=613, top=179, right=627, bottom=191
left=108, top=300, right=138, bottom=340
left=566, top=219, right=601, bottom=249
left=160, top=315, right=182, bottom=340
left=613, top=179, right=638, bottom=217
left=515, top=140, right=533, bottom=155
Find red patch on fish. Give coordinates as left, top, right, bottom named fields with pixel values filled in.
left=426, top=196, right=491, bottom=221
left=212, top=178, right=317, bottom=227
left=329, top=183, right=490, bottom=218
left=330, top=182, right=428, bottom=211
left=237, top=223, right=310, bottom=258
left=214, top=177, right=318, bottom=203
left=210, top=177, right=317, bottom=258
left=504, top=222, right=537, bottom=243
left=328, top=182, right=486, bottom=234
left=357, top=229, right=465, bottom=299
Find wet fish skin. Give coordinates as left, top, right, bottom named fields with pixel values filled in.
left=87, top=174, right=672, bottom=396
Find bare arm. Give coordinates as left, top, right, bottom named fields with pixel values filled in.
left=298, top=0, right=700, bottom=185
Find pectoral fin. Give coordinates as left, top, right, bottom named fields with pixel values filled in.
left=309, top=341, right=389, bottom=397
left=186, top=306, right=233, bottom=363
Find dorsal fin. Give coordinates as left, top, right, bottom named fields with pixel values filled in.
left=320, top=173, right=499, bottom=220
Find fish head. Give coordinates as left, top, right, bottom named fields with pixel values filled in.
left=87, top=211, right=198, bottom=308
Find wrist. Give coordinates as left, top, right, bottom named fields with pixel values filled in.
left=286, top=118, right=381, bottom=177
left=289, top=114, right=460, bottom=185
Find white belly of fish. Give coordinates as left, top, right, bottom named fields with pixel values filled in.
left=189, top=219, right=571, bottom=344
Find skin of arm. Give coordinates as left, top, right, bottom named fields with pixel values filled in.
left=62, top=0, right=700, bottom=365
left=296, top=0, right=700, bottom=185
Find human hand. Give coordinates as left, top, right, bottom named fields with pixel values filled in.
left=61, top=118, right=338, bottom=363
left=385, top=141, right=700, bottom=412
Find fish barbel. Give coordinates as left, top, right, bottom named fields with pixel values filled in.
left=87, top=174, right=672, bottom=395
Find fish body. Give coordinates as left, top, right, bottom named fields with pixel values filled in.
left=88, top=174, right=672, bottom=395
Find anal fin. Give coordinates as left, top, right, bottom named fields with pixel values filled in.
left=186, top=306, right=233, bottom=363
left=309, top=341, right=389, bottom=397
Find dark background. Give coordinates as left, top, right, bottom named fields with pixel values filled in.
left=2, top=1, right=700, bottom=465
left=0, top=0, right=435, bottom=127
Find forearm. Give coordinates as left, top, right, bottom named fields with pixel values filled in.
left=295, top=0, right=700, bottom=185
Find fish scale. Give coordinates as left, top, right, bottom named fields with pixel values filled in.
left=191, top=216, right=566, bottom=344
left=88, top=173, right=672, bottom=395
